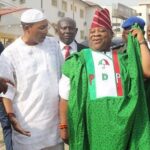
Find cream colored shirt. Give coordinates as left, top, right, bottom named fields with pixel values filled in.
left=0, top=37, right=63, bottom=150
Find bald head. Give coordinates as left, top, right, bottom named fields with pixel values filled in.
left=57, top=17, right=76, bottom=28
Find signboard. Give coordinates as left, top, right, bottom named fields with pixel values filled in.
left=112, top=3, right=137, bottom=19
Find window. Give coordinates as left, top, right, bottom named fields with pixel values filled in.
left=80, top=30, right=85, bottom=40
left=80, top=9, right=84, bottom=18
left=62, top=1, right=67, bottom=11
left=71, top=4, right=72, bottom=10
left=51, top=0, right=57, bottom=7
left=20, top=0, right=25, bottom=4
left=74, top=6, right=76, bottom=12
left=71, top=4, right=76, bottom=12
left=0, top=4, right=5, bottom=8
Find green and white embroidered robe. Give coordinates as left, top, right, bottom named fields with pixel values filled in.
left=61, top=33, right=150, bottom=150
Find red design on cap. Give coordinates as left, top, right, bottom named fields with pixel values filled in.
left=91, top=8, right=112, bottom=30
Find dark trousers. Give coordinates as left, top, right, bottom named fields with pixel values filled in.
left=0, top=102, right=13, bottom=150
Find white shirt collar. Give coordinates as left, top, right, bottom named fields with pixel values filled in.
left=59, top=40, right=77, bottom=51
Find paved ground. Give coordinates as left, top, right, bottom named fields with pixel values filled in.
left=0, top=126, right=69, bottom=150
left=65, top=144, right=69, bottom=150
left=0, top=127, right=5, bottom=150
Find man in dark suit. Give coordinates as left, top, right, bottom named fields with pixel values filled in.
left=0, top=42, right=8, bottom=93
left=0, top=41, right=4, bottom=54
left=57, top=17, right=87, bottom=60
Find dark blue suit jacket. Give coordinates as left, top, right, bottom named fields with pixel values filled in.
left=0, top=42, right=4, bottom=54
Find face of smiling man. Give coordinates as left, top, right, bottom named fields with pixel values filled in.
left=89, top=27, right=113, bottom=52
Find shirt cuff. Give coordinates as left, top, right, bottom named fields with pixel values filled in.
left=59, top=74, right=70, bottom=100
left=1, top=83, right=16, bottom=100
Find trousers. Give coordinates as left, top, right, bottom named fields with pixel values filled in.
left=0, top=101, right=13, bottom=150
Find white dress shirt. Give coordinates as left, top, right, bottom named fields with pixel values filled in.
left=59, top=40, right=77, bottom=59
left=0, top=36, right=63, bottom=150
left=59, top=50, right=119, bottom=100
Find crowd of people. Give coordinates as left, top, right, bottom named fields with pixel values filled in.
left=0, top=7, right=150, bottom=150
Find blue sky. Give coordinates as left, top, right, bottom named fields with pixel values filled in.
left=94, top=0, right=138, bottom=6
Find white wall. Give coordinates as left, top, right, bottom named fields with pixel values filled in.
left=0, top=0, right=94, bottom=42
left=3, top=1, right=150, bottom=42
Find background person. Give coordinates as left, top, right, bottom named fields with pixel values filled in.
left=57, top=17, right=87, bottom=60
left=122, top=16, right=146, bottom=44
left=0, top=77, right=13, bottom=150
left=146, top=23, right=150, bottom=49
left=0, top=78, right=8, bottom=93
left=122, top=16, right=150, bottom=117
left=0, top=41, right=13, bottom=150
left=0, top=41, right=4, bottom=54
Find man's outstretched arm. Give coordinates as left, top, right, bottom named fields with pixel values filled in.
left=2, top=98, right=31, bottom=137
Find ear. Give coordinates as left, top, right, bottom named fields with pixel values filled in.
left=107, top=30, right=113, bottom=39
left=55, top=27, right=59, bottom=34
left=75, top=28, right=78, bottom=34
left=23, top=24, right=31, bottom=31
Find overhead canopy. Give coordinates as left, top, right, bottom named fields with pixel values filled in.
left=0, top=7, right=28, bottom=16
left=81, top=0, right=100, bottom=6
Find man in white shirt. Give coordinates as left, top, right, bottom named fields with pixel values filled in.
left=0, top=9, right=63, bottom=150
left=57, top=17, right=87, bottom=60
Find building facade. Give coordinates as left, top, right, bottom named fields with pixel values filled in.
left=0, top=0, right=150, bottom=45
left=0, top=0, right=101, bottom=45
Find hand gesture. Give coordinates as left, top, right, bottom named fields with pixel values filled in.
left=0, top=77, right=14, bottom=93
left=130, top=28, right=145, bottom=43
left=0, top=78, right=8, bottom=93
left=60, top=128, right=69, bottom=144
left=8, top=114, right=31, bottom=137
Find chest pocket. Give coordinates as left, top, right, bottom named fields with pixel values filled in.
left=20, top=48, right=58, bottom=78
left=13, top=45, right=59, bottom=93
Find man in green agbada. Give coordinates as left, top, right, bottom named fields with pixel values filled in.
left=59, top=8, right=150, bottom=150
